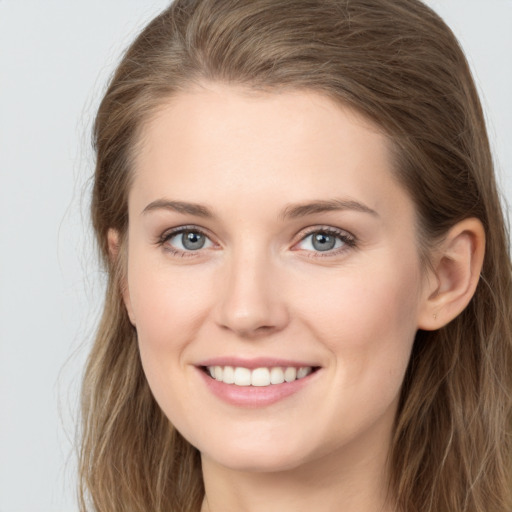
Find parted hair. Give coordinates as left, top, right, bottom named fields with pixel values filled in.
left=80, top=1, right=512, bottom=511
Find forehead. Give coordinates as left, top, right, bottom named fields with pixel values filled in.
left=129, top=84, right=410, bottom=222
left=136, top=84, right=387, bottom=162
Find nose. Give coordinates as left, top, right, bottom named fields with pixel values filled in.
left=214, top=248, right=290, bottom=338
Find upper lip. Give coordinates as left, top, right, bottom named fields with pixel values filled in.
left=196, top=357, right=320, bottom=370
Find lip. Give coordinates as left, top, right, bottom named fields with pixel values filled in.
left=197, top=357, right=318, bottom=370
left=195, top=358, right=321, bottom=408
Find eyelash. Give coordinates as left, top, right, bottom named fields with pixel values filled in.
left=157, top=225, right=214, bottom=258
left=295, top=226, right=357, bottom=258
left=156, top=225, right=357, bottom=258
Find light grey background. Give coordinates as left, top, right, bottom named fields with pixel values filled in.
left=0, top=1, right=510, bottom=511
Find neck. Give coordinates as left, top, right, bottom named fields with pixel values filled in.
left=200, top=430, right=395, bottom=512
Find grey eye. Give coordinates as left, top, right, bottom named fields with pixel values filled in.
left=296, top=230, right=348, bottom=253
left=165, top=229, right=213, bottom=252
left=311, top=232, right=337, bottom=251
left=181, top=231, right=206, bottom=250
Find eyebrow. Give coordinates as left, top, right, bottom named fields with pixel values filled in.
left=141, top=198, right=379, bottom=219
left=142, top=200, right=214, bottom=217
left=280, top=199, right=379, bottom=219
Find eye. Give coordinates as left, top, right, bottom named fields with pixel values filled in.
left=161, top=227, right=214, bottom=253
left=295, top=228, right=355, bottom=254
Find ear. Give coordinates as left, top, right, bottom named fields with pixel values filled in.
left=107, top=228, right=136, bottom=326
left=417, top=218, right=485, bottom=330
left=107, top=227, right=121, bottom=261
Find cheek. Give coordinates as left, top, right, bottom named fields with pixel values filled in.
left=285, top=262, right=421, bottom=449
left=125, top=255, right=215, bottom=424
left=124, top=250, right=226, bottom=421
left=127, top=254, right=214, bottom=350
left=295, top=257, right=421, bottom=386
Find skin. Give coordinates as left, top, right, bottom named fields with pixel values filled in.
left=115, top=84, right=485, bottom=512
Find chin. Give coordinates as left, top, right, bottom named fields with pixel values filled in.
left=205, top=449, right=308, bottom=474
left=195, top=430, right=318, bottom=473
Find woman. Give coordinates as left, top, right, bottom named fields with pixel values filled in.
left=79, top=0, right=512, bottom=511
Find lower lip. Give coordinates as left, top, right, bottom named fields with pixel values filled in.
left=197, top=368, right=319, bottom=408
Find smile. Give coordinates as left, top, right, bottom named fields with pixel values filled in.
left=197, top=359, right=321, bottom=407
left=205, top=365, right=314, bottom=387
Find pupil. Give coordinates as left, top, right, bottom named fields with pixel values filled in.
left=182, top=231, right=205, bottom=250
left=312, top=232, right=335, bottom=251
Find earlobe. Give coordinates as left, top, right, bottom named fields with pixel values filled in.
left=107, top=228, right=136, bottom=326
left=418, top=218, right=485, bottom=331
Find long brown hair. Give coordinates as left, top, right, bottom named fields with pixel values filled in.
left=80, top=1, right=512, bottom=511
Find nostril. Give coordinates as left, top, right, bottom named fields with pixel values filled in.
left=255, top=325, right=276, bottom=332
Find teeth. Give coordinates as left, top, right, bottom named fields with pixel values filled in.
left=223, top=366, right=235, bottom=384
left=206, top=365, right=314, bottom=387
left=234, top=367, right=251, bottom=386
left=297, top=367, right=311, bottom=379
left=251, top=368, right=270, bottom=387
left=284, top=367, right=297, bottom=382
left=270, top=367, right=285, bottom=384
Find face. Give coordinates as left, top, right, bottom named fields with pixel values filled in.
left=121, top=84, right=430, bottom=474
